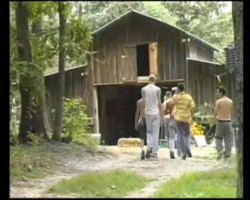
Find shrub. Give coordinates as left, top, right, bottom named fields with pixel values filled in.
left=62, top=98, right=98, bottom=150
left=10, top=127, right=18, bottom=146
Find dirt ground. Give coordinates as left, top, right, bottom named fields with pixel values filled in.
left=10, top=144, right=232, bottom=198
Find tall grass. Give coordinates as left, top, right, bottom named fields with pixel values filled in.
left=48, top=169, right=151, bottom=198
left=10, top=144, right=61, bottom=180
left=153, top=167, right=237, bottom=198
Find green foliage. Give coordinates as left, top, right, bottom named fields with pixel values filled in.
left=10, top=127, right=19, bottom=146
left=61, top=98, right=98, bottom=150
left=75, top=1, right=144, bottom=30
left=10, top=145, right=59, bottom=180
left=48, top=169, right=151, bottom=198
left=142, top=2, right=177, bottom=26
left=162, top=1, right=233, bottom=58
left=65, top=16, right=92, bottom=65
left=26, top=132, right=46, bottom=145
left=153, top=168, right=237, bottom=198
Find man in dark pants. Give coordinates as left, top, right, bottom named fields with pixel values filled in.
left=214, top=86, right=234, bottom=161
left=135, top=98, right=147, bottom=160
left=164, top=87, right=182, bottom=159
left=172, top=83, right=195, bottom=160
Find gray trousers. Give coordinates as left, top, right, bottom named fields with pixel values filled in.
left=163, top=118, right=170, bottom=138
left=168, top=118, right=182, bottom=156
left=215, top=122, right=233, bottom=157
left=175, top=121, right=191, bottom=156
left=145, top=114, right=160, bottom=155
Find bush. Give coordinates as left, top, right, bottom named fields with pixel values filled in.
left=62, top=98, right=98, bottom=150
left=10, top=128, right=18, bottom=146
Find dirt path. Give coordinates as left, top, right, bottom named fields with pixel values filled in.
left=10, top=145, right=226, bottom=198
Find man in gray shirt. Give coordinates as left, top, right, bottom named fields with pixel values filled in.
left=141, top=74, right=163, bottom=160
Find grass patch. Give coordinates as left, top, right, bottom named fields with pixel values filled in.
left=48, top=169, right=151, bottom=198
left=153, top=167, right=237, bottom=198
left=10, top=144, right=62, bottom=181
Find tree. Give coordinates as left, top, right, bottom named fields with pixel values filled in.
left=162, top=1, right=224, bottom=30
left=142, top=1, right=178, bottom=26
left=74, top=1, right=144, bottom=30
left=52, top=2, right=67, bottom=141
left=12, top=2, right=59, bottom=143
left=52, top=2, right=92, bottom=140
left=232, top=2, right=243, bottom=198
left=162, top=1, right=233, bottom=64
left=15, top=2, right=47, bottom=142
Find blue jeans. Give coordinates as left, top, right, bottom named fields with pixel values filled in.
left=175, top=121, right=191, bottom=156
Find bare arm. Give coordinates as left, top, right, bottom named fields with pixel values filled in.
left=214, top=100, right=218, bottom=122
left=135, top=101, right=140, bottom=130
left=157, top=89, right=163, bottom=122
left=141, top=88, right=145, bottom=100
left=163, top=101, right=170, bottom=115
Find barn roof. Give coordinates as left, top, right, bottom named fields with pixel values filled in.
left=92, top=9, right=221, bottom=52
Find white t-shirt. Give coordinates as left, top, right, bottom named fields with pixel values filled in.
left=142, top=84, right=161, bottom=115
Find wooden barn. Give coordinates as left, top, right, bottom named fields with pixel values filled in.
left=45, top=10, right=235, bottom=145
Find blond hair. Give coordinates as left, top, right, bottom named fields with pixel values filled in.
left=148, top=74, right=156, bottom=83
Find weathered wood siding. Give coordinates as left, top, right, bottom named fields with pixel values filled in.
left=92, top=13, right=214, bottom=85
left=44, top=66, right=92, bottom=129
left=187, top=60, right=235, bottom=110
left=188, top=42, right=214, bottom=61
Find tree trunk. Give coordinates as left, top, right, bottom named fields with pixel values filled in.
left=232, top=2, right=243, bottom=198
left=15, top=2, right=36, bottom=143
left=31, top=18, right=50, bottom=140
left=52, top=2, right=66, bottom=141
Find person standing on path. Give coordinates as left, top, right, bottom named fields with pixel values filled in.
left=161, top=91, right=171, bottom=140
left=141, top=74, right=163, bottom=160
left=135, top=98, right=147, bottom=160
left=214, top=86, right=234, bottom=161
left=164, top=87, right=182, bottom=159
left=172, top=83, right=195, bottom=160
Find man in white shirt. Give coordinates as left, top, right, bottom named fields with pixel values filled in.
left=141, top=74, right=163, bottom=160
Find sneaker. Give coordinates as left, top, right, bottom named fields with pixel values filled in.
left=182, top=154, right=187, bottom=160
left=145, top=150, right=151, bottom=159
left=187, top=149, right=192, bottom=158
left=170, top=151, right=175, bottom=159
left=141, top=150, right=145, bottom=160
left=149, top=154, right=158, bottom=161
left=217, top=150, right=224, bottom=160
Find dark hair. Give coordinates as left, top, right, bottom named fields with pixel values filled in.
left=217, top=86, right=226, bottom=96
left=177, top=83, right=184, bottom=92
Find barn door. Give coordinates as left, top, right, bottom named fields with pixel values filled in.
left=149, top=42, right=158, bottom=76
left=122, top=46, right=137, bottom=81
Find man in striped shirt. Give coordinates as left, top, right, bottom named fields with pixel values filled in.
left=172, top=83, right=195, bottom=160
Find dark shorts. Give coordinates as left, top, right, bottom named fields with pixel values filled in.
left=138, top=118, right=146, bottom=140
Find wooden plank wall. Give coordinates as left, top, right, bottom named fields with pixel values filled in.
left=187, top=60, right=235, bottom=110
left=44, top=66, right=89, bottom=129
left=92, top=13, right=214, bottom=85
left=188, top=41, right=214, bottom=61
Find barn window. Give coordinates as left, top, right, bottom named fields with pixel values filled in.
left=136, top=44, right=149, bottom=76
left=136, top=42, right=158, bottom=77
